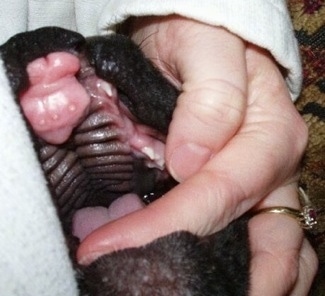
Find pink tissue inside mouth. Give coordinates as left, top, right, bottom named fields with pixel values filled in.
left=19, top=51, right=169, bottom=244
left=19, top=51, right=166, bottom=169
left=72, top=194, right=145, bottom=242
left=19, top=51, right=167, bottom=170
left=19, top=52, right=91, bottom=144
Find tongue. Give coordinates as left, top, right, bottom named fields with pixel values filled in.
left=72, top=194, right=145, bottom=241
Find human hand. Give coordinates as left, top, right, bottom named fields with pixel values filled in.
left=77, top=16, right=317, bottom=294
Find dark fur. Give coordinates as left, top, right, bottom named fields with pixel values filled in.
left=0, top=27, right=250, bottom=295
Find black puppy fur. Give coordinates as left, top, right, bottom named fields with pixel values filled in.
left=78, top=217, right=250, bottom=296
left=0, top=27, right=250, bottom=296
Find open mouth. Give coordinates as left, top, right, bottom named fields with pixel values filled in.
left=2, top=27, right=252, bottom=295
left=18, top=44, right=177, bottom=252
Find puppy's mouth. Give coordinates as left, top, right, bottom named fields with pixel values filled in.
left=19, top=49, right=177, bottom=249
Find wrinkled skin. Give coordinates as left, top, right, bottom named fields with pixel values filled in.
left=0, top=27, right=250, bottom=295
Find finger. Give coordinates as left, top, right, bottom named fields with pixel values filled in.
left=165, top=25, right=247, bottom=181
left=249, top=184, right=304, bottom=296
left=289, top=239, right=318, bottom=296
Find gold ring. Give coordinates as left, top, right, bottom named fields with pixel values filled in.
left=254, top=188, right=317, bottom=230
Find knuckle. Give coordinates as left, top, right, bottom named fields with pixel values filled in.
left=302, top=241, right=319, bottom=277
left=181, top=79, right=246, bottom=129
left=188, top=168, right=243, bottom=234
left=275, top=250, right=300, bottom=289
left=282, top=110, right=309, bottom=166
left=294, top=115, right=309, bottom=154
left=273, top=107, right=309, bottom=168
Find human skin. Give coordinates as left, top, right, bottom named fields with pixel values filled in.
left=77, top=16, right=318, bottom=295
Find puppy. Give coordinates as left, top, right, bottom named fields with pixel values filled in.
left=0, top=27, right=250, bottom=296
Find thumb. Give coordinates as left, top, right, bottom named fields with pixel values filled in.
left=166, top=27, right=247, bottom=181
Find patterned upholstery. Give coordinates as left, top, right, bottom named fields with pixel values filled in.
left=288, top=1, right=325, bottom=294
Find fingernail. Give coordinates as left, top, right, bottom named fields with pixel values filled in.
left=168, top=143, right=211, bottom=182
left=78, top=251, right=103, bottom=266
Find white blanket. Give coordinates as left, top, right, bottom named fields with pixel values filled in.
left=0, top=59, right=78, bottom=295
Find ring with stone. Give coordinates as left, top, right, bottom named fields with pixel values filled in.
left=255, top=187, right=317, bottom=230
